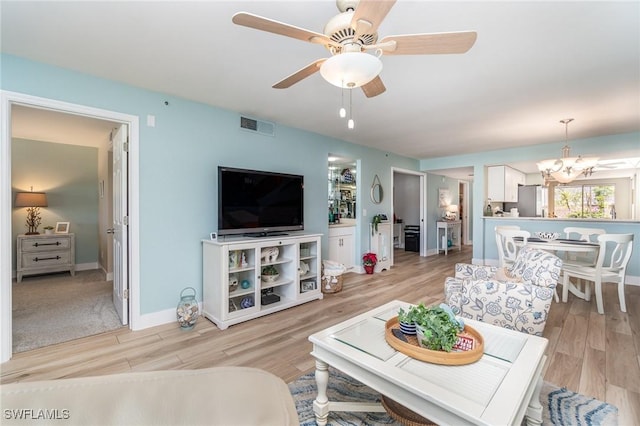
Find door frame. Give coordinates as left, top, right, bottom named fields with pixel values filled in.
left=0, top=90, right=140, bottom=362
left=459, top=180, right=471, bottom=245
left=390, top=167, right=428, bottom=266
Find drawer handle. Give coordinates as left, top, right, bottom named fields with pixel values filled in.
left=34, top=256, right=61, bottom=262
left=33, top=242, right=61, bottom=247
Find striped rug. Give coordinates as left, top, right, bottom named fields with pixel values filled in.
left=289, top=367, right=618, bottom=425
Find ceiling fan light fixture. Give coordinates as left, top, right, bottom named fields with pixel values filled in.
left=339, top=80, right=346, bottom=118
left=320, top=52, right=382, bottom=88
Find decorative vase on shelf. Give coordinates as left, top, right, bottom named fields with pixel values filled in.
left=176, top=287, right=199, bottom=330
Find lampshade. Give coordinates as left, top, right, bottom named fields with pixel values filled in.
left=15, top=192, right=48, bottom=208
left=320, top=52, right=383, bottom=88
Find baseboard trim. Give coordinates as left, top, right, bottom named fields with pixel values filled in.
left=76, top=262, right=98, bottom=271
left=133, top=303, right=204, bottom=331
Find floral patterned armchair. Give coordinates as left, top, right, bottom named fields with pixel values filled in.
left=444, top=246, right=562, bottom=336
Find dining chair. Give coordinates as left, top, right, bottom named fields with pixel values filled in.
left=562, top=233, right=634, bottom=314
left=560, top=227, right=606, bottom=297
left=495, top=226, right=524, bottom=268
left=563, top=227, right=606, bottom=267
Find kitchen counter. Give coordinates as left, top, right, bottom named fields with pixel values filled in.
left=483, top=217, right=639, bottom=224
left=329, top=219, right=356, bottom=228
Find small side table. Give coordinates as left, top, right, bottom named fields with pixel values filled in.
left=436, top=221, right=461, bottom=255
left=16, top=233, right=76, bottom=282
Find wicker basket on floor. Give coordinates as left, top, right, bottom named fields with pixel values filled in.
left=321, top=267, right=343, bottom=293
left=381, top=395, right=436, bottom=426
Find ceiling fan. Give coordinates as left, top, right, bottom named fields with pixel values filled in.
left=232, top=0, right=477, bottom=98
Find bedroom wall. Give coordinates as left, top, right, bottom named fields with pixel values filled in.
left=11, top=138, right=99, bottom=270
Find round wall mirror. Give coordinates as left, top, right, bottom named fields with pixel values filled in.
left=370, top=175, right=383, bottom=204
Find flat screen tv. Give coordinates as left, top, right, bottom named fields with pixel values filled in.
left=218, top=166, right=304, bottom=237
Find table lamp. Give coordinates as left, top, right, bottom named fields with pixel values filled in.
left=15, top=189, right=48, bottom=235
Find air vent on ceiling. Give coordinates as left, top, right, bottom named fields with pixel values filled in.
left=240, top=116, right=275, bottom=137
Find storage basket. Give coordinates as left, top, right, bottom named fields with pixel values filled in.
left=321, top=271, right=343, bottom=293
left=321, top=260, right=347, bottom=294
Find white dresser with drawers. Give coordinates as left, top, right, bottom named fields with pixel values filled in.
left=16, top=233, right=75, bottom=282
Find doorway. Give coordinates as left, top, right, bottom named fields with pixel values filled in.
left=459, top=180, right=471, bottom=245
left=391, top=168, right=427, bottom=265
left=1, top=91, right=140, bottom=362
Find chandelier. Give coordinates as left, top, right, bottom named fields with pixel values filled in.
left=536, top=119, right=599, bottom=184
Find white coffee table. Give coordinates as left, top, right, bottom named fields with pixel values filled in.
left=308, top=300, right=548, bottom=425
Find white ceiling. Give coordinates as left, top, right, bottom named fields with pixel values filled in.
left=11, top=105, right=116, bottom=148
left=2, top=1, right=639, bottom=166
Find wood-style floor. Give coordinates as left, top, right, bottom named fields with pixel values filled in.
left=2, top=246, right=639, bottom=424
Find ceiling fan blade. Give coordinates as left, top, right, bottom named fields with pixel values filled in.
left=379, top=31, right=477, bottom=55
left=232, top=12, right=335, bottom=47
left=351, top=0, right=397, bottom=41
left=361, top=76, right=386, bottom=98
left=272, top=59, right=327, bottom=89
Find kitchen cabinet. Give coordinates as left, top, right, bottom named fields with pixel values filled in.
left=488, top=165, right=525, bottom=202
left=370, top=221, right=391, bottom=272
left=328, top=226, right=355, bottom=270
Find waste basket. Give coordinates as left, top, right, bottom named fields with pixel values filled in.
left=321, top=260, right=347, bottom=293
left=404, top=225, right=420, bottom=252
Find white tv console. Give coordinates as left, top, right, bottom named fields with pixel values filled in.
left=202, top=232, right=323, bottom=330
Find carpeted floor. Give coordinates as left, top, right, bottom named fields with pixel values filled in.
left=289, top=367, right=618, bottom=425
left=12, top=270, right=123, bottom=353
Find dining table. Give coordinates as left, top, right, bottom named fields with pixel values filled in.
left=519, top=237, right=600, bottom=300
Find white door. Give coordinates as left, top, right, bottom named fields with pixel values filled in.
left=112, top=124, right=128, bottom=325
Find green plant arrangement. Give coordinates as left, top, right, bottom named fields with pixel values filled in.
left=397, top=302, right=427, bottom=324
left=261, top=265, right=279, bottom=283
left=261, top=265, right=278, bottom=276
left=399, top=303, right=463, bottom=352
left=43, top=225, right=54, bottom=230
left=371, top=214, right=383, bottom=235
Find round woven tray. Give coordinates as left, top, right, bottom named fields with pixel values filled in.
left=381, top=395, right=435, bottom=426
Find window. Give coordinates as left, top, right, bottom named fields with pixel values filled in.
left=553, top=184, right=615, bottom=218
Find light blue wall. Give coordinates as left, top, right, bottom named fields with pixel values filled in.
left=420, top=133, right=640, bottom=267
left=11, top=139, right=99, bottom=267
left=1, top=54, right=419, bottom=315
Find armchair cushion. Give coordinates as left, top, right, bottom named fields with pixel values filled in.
left=445, top=247, right=562, bottom=336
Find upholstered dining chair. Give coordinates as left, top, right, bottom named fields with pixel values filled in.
left=562, top=233, right=634, bottom=314
left=444, top=246, right=563, bottom=336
